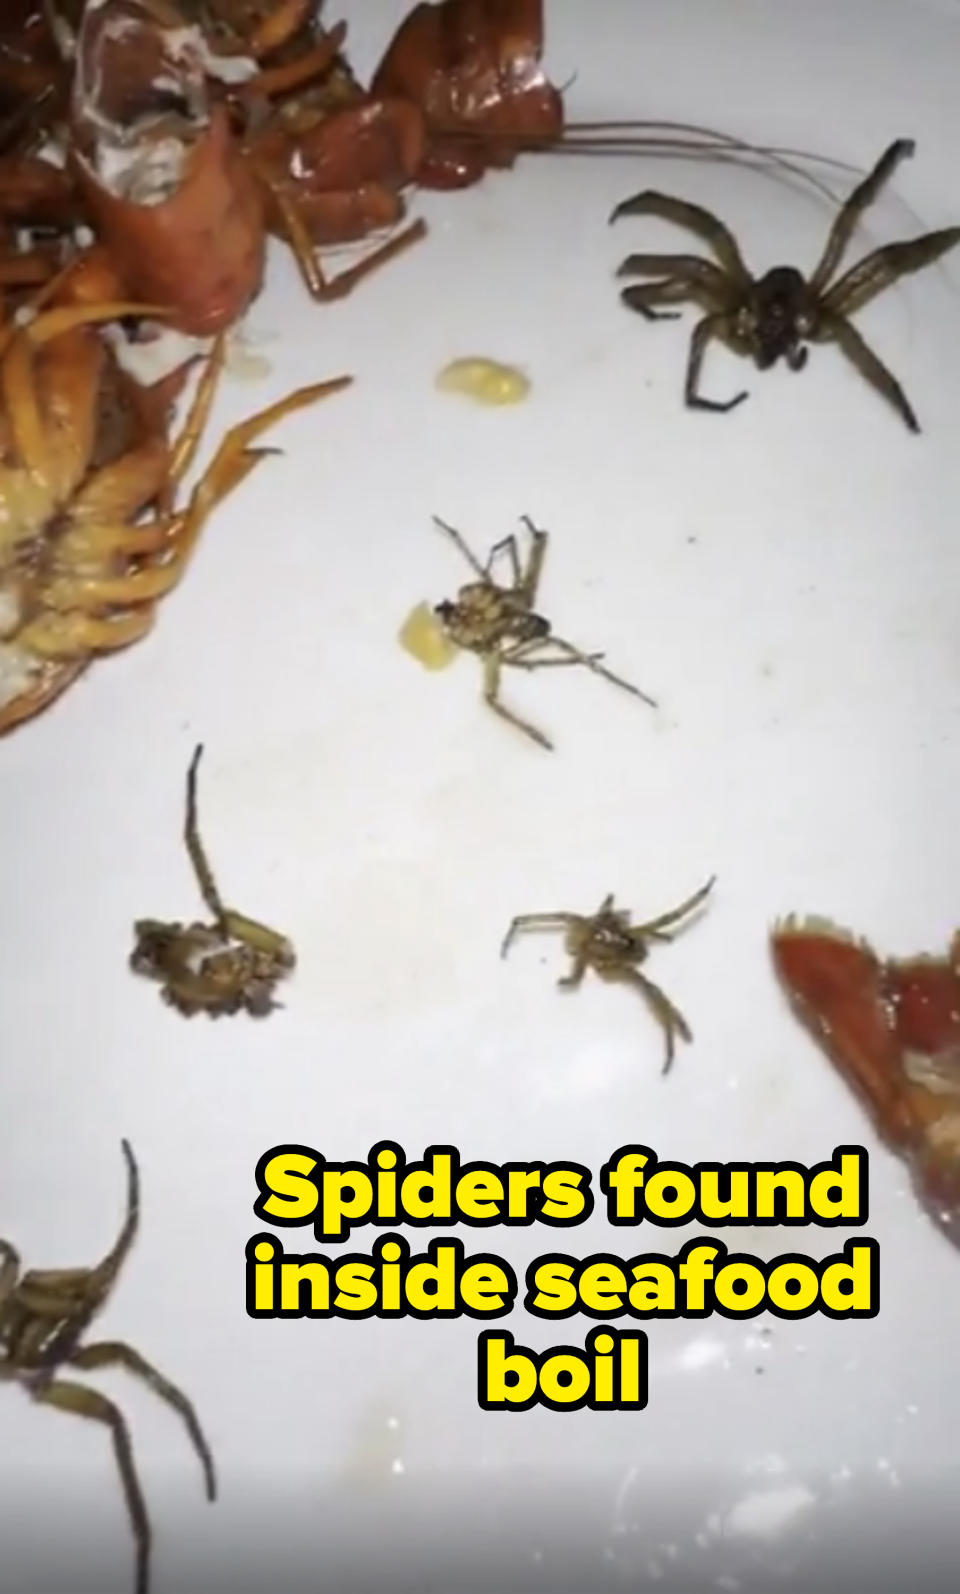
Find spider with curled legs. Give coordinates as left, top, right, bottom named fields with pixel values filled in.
left=610, top=138, right=960, bottom=431
left=500, top=876, right=716, bottom=1074
left=0, top=1140, right=216, bottom=1594
left=432, top=514, right=656, bottom=751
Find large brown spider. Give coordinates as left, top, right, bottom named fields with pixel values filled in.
left=501, top=877, right=716, bottom=1074
left=610, top=138, right=960, bottom=431
left=131, top=744, right=295, bottom=1016
left=432, top=515, right=656, bottom=751
left=0, top=1140, right=216, bottom=1594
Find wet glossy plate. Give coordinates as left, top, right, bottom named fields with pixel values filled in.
left=3, top=1, right=960, bottom=1590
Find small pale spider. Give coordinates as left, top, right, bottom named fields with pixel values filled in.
left=501, top=876, right=716, bottom=1074
left=610, top=138, right=960, bottom=431
left=432, top=514, right=656, bottom=751
left=131, top=744, right=295, bottom=1016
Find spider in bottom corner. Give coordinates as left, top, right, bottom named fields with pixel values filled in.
left=501, top=876, right=716, bottom=1074
left=0, top=1141, right=216, bottom=1594
left=609, top=137, right=960, bottom=431
left=431, top=515, right=656, bottom=751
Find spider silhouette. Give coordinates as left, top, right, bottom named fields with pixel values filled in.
left=501, top=877, right=715, bottom=1074
left=610, top=138, right=960, bottom=431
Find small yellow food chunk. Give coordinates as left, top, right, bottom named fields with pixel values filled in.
left=398, top=602, right=458, bottom=670
left=435, top=356, right=531, bottom=406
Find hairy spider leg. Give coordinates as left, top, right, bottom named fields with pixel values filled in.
left=68, top=1340, right=217, bottom=1501
left=502, top=634, right=658, bottom=707
left=482, top=651, right=554, bottom=751
left=597, top=965, right=694, bottom=1075
left=815, top=310, right=920, bottom=432
left=684, top=313, right=749, bottom=412
left=36, top=1141, right=139, bottom=1370
left=516, top=517, right=549, bottom=606
left=609, top=191, right=751, bottom=284
left=809, top=138, right=915, bottom=293
left=500, top=910, right=585, bottom=959
left=617, top=252, right=730, bottom=321
left=32, top=1377, right=152, bottom=1594
left=433, top=516, right=490, bottom=581
left=183, top=746, right=293, bottom=958
left=823, top=228, right=960, bottom=320
left=631, top=877, right=717, bottom=940
left=484, top=533, right=524, bottom=589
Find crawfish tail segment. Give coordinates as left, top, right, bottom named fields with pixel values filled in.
left=372, top=0, right=564, bottom=189
left=70, top=1, right=265, bottom=336
left=771, top=916, right=960, bottom=1252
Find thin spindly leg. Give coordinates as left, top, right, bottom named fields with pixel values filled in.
left=67, top=1341, right=217, bottom=1502
left=818, top=310, right=919, bottom=432
left=823, top=227, right=960, bottom=319
left=621, top=280, right=693, bottom=321
left=517, top=517, right=548, bottom=607
left=501, top=913, right=580, bottom=959
left=634, top=877, right=717, bottom=937
left=433, top=516, right=487, bottom=581
left=606, top=968, right=693, bottom=1076
left=482, top=651, right=553, bottom=751
left=558, top=946, right=591, bottom=989
left=260, top=171, right=427, bottom=301
left=809, top=138, right=915, bottom=293
left=184, top=744, right=229, bottom=930
left=505, top=635, right=658, bottom=709
left=685, top=314, right=747, bottom=413
left=609, top=192, right=750, bottom=284
left=167, top=336, right=228, bottom=488
left=615, top=252, right=729, bottom=293
left=485, top=534, right=522, bottom=589
left=0, top=1240, right=19, bottom=1304
left=33, top=1379, right=151, bottom=1594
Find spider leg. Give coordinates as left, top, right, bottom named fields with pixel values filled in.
left=822, top=227, right=960, bottom=319
left=809, top=138, right=915, bottom=294
left=558, top=946, right=592, bottom=989
left=433, top=516, right=488, bottom=580
left=601, top=967, right=694, bottom=1076
left=616, top=251, right=728, bottom=294
left=184, top=745, right=230, bottom=932
left=0, top=1241, right=19, bottom=1307
left=620, top=280, right=689, bottom=321
left=33, top=1378, right=151, bottom=1594
left=500, top=913, right=580, bottom=958
left=67, top=1340, right=217, bottom=1502
left=818, top=310, right=919, bottom=432
left=540, top=636, right=658, bottom=707
left=485, top=534, right=523, bottom=589
left=634, top=877, right=717, bottom=937
left=482, top=651, right=553, bottom=751
left=517, top=516, right=549, bottom=607
left=685, top=314, right=749, bottom=414
left=609, top=191, right=750, bottom=284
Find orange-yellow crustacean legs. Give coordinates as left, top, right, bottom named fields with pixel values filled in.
left=0, top=299, right=353, bottom=732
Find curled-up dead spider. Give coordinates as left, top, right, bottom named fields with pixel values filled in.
left=431, top=515, right=656, bottom=751
left=501, top=877, right=716, bottom=1073
left=0, top=1140, right=216, bottom=1594
left=610, top=138, right=960, bottom=431
left=131, top=744, right=294, bottom=1017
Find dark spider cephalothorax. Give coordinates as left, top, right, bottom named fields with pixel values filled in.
left=501, top=877, right=716, bottom=1073
left=0, top=1141, right=216, bottom=1594
left=610, top=138, right=960, bottom=431
left=432, top=515, right=656, bottom=751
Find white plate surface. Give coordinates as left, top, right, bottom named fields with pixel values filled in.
left=3, top=2, right=960, bottom=1590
